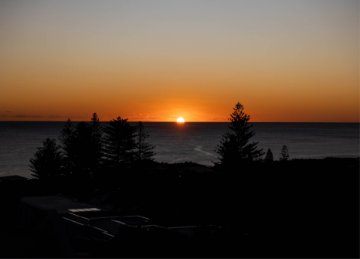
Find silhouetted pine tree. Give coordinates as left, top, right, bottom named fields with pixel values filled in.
left=60, top=118, right=76, bottom=175
left=71, top=122, right=93, bottom=175
left=135, top=121, right=155, bottom=161
left=60, top=114, right=103, bottom=177
left=265, top=148, right=274, bottom=162
left=89, top=113, right=103, bottom=173
left=217, top=102, right=263, bottom=167
left=103, top=117, right=136, bottom=168
left=280, top=145, right=289, bottom=161
left=30, top=138, right=63, bottom=181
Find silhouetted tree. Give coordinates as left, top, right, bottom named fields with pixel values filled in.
left=30, top=138, right=63, bottom=181
left=135, top=121, right=155, bottom=161
left=72, top=122, right=94, bottom=176
left=217, top=102, right=263, bottom=167
left=60, top=114, right=103, bottom=177
left=280, top=145, right=289, bottom=161
left=89, top=113, right=103, bottom=173
left=265, top=148, right=274, bottom=162
left=103, top=117, right=136, bottom=168
left=60, top=119, right=76, bottom=175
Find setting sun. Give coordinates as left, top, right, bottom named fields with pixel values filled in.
left=176, top=117, right=185, bottom=123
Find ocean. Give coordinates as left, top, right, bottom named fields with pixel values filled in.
left=0, top=122, right=358, bottom=178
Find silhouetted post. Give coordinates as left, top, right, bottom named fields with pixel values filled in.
left=216, top=102, right=263, bottom=167
left=280, top=145, right=289, bottom=161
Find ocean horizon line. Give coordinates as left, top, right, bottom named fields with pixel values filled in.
left=0, top=120, right=359, bottom=124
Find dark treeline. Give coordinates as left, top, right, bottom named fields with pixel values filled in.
left=22, top=102, right=359, bottom=258
left=30, top=102, right=290, bottom=187
left=30, top=113, right=155, bottom=197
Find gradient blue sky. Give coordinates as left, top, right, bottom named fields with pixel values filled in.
left=0, top=0, right=358, bottom=121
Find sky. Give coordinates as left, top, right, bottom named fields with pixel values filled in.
left=0, top=0, right=358, bottom=122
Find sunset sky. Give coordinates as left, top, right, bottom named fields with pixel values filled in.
left=0, top=0, right=358, bottom=122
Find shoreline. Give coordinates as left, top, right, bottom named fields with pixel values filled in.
left=1, top=156, right=359, bottom=179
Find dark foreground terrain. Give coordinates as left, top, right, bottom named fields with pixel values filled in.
left=0, top=157, right=358, bottom=258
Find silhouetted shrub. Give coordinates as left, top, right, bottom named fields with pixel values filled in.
left=216, top=102, right=263, bottom=167
left=29, top=138, right=63, bottom=181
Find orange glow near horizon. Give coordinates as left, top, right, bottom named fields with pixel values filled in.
left=0, top=1, right=358, bottom=123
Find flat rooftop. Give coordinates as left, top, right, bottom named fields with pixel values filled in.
left=20, top=195, right=98, bottom=214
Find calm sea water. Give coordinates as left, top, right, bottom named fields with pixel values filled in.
left=0, top=122, right=358, bottom=178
